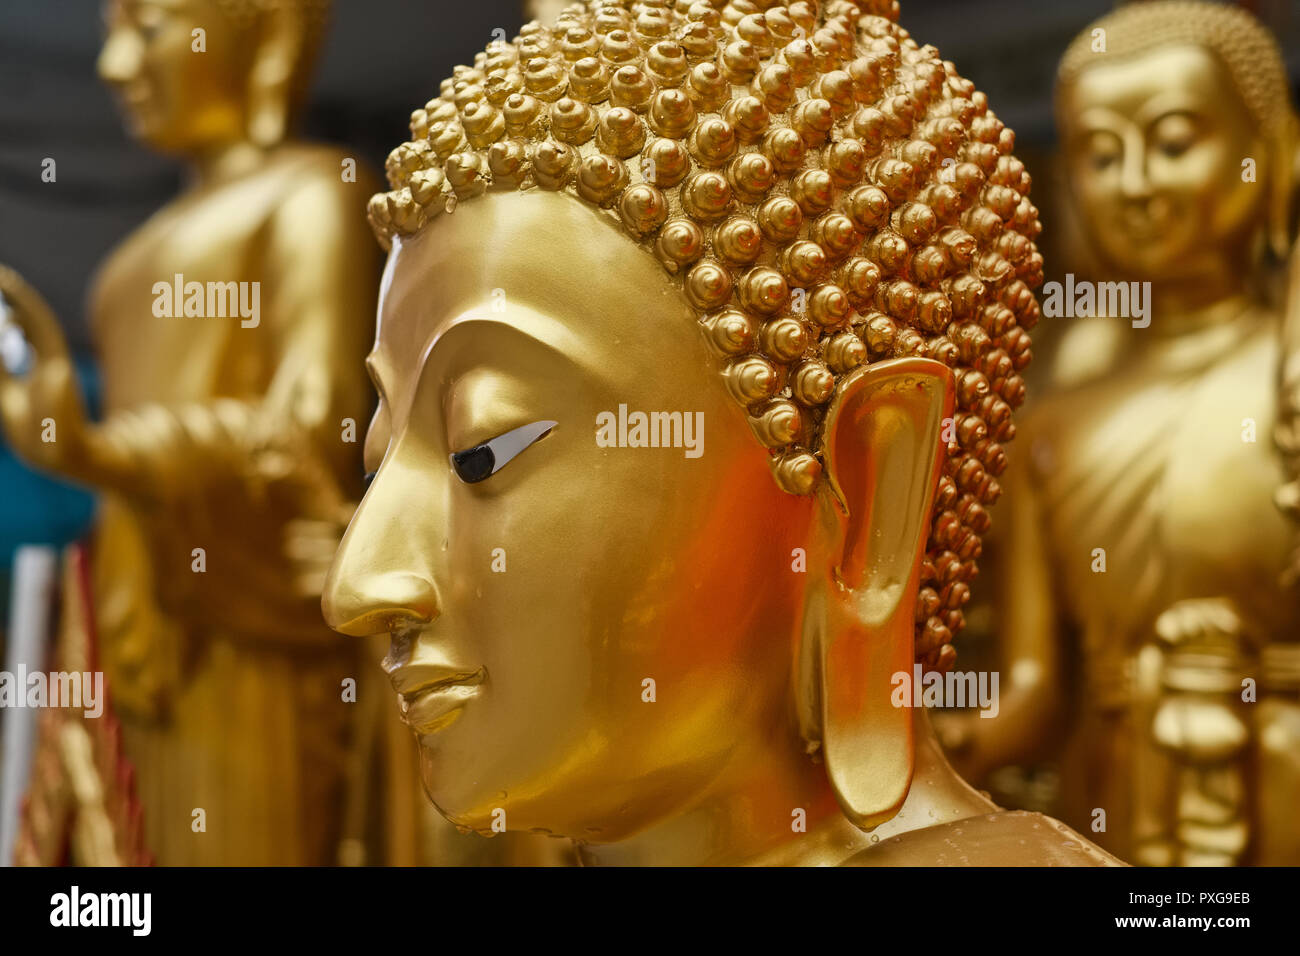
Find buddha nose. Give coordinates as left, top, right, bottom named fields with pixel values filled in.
left=323, top=569, right=439, bottom=637
left=97, top=23, right=142, bottom=88
left=322, top=467, right=442, bottom=637
left=1119, top=137, right=1153, bottom=201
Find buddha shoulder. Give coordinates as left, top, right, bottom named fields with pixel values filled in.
left=264, top=143, right=383, bottom=192
left=841, top=810, right=1126, bottom=866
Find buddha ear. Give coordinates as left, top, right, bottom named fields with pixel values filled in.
left=810, top=356, right=954, bottom=831
left=246, top=5, right=305, bottom=148
left=1267, top=114, right=1296, bottom=260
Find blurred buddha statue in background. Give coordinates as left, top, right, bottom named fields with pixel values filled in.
left=322, top=0, right=1121, bottom=866
left=527, top=0, right=573, bottom=24
left=0, top=0, right=383, bottom=864
left=940, top=1, right=1300, bottom=866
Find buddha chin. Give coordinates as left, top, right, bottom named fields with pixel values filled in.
left=324, top=0, right=1122, bottom=866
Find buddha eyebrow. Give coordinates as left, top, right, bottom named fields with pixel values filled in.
left=1133, top=97, right=1206, bottom=129
left=1146, top=107, right=1202, bottom=126
left=420, top=315, right=595, bottom=380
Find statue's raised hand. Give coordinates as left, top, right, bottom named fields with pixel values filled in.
left=0, top=264, right=92, bottom=477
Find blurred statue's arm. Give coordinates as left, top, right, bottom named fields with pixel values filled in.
left=25, top=174, right=375, bottom=516
left=256, top=172, right=380, bottom=484
left=942, top=440, right=1064, bottom=783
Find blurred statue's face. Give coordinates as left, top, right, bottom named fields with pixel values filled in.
left=324, top=192, right=814, bottom=841
left=98, top=0, right=252, bottom=153
left=1061, top=44, right=1266, bottom=282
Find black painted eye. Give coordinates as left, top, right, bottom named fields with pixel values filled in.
left=450, top=444, right=495, bottom=483
left=449, top=420, right=557, bottom=484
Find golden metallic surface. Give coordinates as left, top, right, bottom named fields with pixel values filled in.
left=1, top=0, right=382, bottom=864
left=369, top=0, right=1044, bottom=673
left=942, top=1, right=1300, bottom=866
left=323, top=1, right=1118, bottom=865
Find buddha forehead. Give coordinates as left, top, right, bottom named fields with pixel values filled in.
left=1066, top=44, right=1249, bottom=126
left=1057, top=1, right=1290, bottom=141
left=374, top=191, right=705, bottom=395
left=111, top=0, right=289, bottom=18
left=213, top=0, right=331, bottom=24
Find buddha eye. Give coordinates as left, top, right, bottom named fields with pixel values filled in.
left=1084, top=132, right=1121, bottom=171
left=131, top=2, right=169, bottom=37
left=450, top=420, right=557, bottom=484
left=1151, top=113, right=1197, bottom=158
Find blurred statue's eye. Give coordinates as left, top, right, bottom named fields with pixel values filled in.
left=1151, top=113, right=1197, bottom=158
left=450, top=420, right=556, bottom=484
left=1084, top=132, right=1121, bottom=171
left=133, top=3, right=169, bottom=36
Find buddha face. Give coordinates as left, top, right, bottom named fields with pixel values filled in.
left=98, top=0, right=257, bottom=153
left=1060, top=44, right=1266, bottom=283
left=323, top=191, right=819, bottom=840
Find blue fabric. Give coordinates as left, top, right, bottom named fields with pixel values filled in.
left=0, top=358, right=99, bottom=572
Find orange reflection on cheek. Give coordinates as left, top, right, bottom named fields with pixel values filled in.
left=654, top=450, right=807, bottom=677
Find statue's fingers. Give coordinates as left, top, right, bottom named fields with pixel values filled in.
left=1202, top=598, right=1242, bottom=638
left=0, top=376, right=31, bottom=443
left=1154, top=605, right=1184, bottom=644
left=0, top=263, right=69, bottom=361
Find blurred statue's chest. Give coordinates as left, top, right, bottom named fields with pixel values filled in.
left=89, top=176, right=287, bottom=408
left=1032, top=323, right=1291, bottom=640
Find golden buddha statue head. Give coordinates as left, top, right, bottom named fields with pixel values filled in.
left=1057, top=0, right=1295, bottom=287
left=97, top=0, right=331, bottom=153
left=325, top=0, right=1042, bottom=857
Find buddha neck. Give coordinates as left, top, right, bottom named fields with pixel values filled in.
left=186, top=138, right=281, bottom=191
left=1137, top=242, right=1273, bottom=337
left=575, top=706, right=994, bottom=866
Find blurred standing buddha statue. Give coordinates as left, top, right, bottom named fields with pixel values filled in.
left=0, top=0, right=381, bottom=864
left=942, top=1, right=1300, bottom=866
left=321, top=0, right=1123, bottom=866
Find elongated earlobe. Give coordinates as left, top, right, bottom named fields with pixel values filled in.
left=246, top=10, right=304, bottom=148
left=1267, top=119, right=1295, bottom=260
left=810, top=357, right=954, bottom=830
